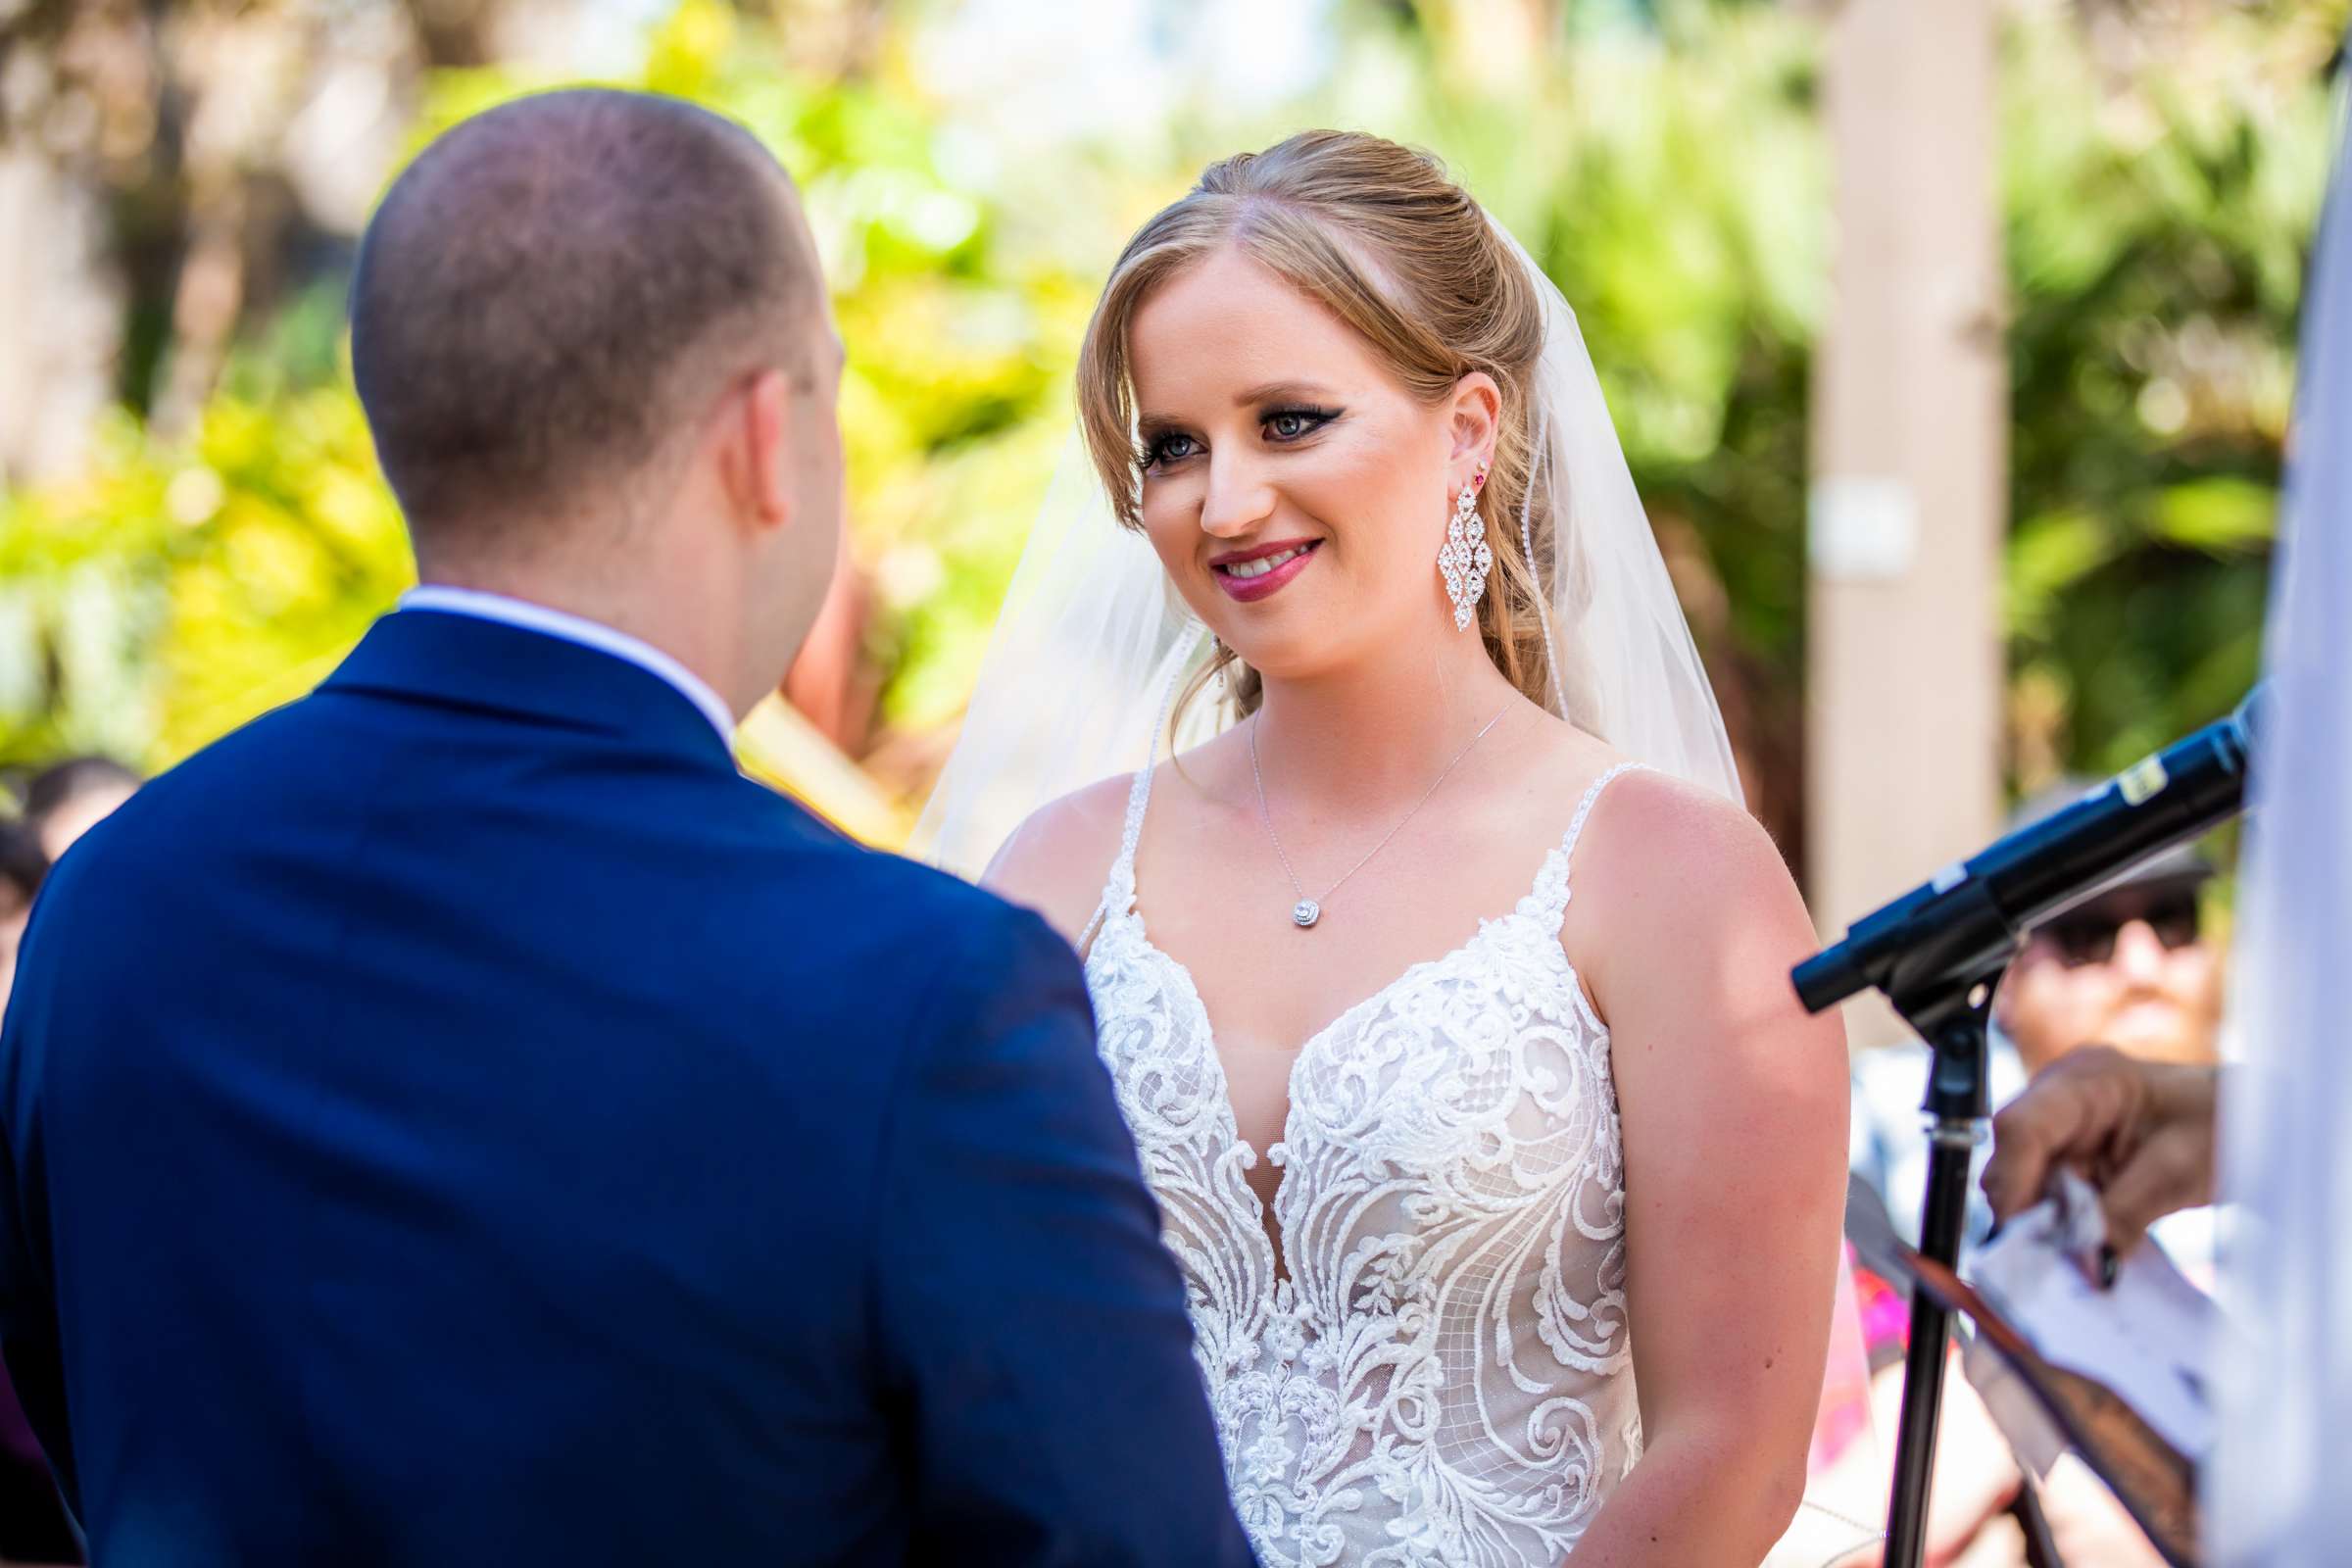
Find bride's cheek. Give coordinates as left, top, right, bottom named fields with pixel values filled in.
left=1139, top=510, right=1199, bottom=578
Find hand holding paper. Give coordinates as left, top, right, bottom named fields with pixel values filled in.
left=1981, top=1045, right=2221, bottom=1263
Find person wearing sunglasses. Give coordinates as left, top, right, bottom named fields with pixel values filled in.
left=1996, top=850, right=2221, bottom=1090
left=1849, top=779, right=2224, bottom=1264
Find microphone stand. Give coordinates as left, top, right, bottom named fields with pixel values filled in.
left=1881, top=970, right=2004, bottom=1567
left=1865, top=879, right=2024, bottom=1568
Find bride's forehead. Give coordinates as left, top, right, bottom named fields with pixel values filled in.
left=1128, top=248, right=1386, bottom=389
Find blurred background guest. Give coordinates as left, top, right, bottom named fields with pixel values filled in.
left=0, top=819, right=42, bottom=1022
left=1850, top=781, right=2225, bottom=1282
left=0, top=760, right=137, bottom=1562
left=0, top=816, right=75, bottom=1566
left=20, top=760, right=139, bottom=868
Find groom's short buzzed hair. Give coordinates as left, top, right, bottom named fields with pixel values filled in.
left=351, top=89, right=817, bottom=544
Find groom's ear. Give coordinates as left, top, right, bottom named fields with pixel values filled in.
left=717, top=368, right=795, bottom=532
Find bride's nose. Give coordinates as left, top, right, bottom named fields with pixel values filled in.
left=1199, top=453, right=1277, bottom=538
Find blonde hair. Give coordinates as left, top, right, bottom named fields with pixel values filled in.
left=1076, top=129, right=1558, bottom=726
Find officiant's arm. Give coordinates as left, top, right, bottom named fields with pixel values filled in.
left=1561, top=776, right=1849, bottom=1566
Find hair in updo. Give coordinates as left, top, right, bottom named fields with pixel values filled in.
left=1075, top=129, right=1558, bottom=723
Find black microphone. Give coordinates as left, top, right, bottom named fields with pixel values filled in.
left=1794, top=687, right=2263, bottom=1015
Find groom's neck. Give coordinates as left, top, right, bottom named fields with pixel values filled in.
left=414, top=545, right=753, bottom=720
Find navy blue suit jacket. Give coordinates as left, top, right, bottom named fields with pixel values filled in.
left=0, top=610, right=1250, bottom=1566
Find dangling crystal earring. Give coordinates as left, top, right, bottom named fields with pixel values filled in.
left=1438, top=467, right=1494, bottom=631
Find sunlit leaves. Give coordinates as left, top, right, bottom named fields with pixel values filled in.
left=0, top=0, right=2339, bottom=829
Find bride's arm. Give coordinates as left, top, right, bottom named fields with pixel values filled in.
left=1562, top=775, right=1849, bottom=1566
left=980, top=774, right=1137, bottom=953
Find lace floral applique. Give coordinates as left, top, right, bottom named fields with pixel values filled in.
left=1086, top=763, right=1646, bottom=1568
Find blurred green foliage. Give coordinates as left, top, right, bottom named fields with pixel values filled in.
left=0, top=0, right=2340, bottom=847
left=1998, top=3, right=2335, bottom=775
left=0, top=380, right=410, bottom=766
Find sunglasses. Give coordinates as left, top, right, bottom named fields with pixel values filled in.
left=2038, top=890, right=2203, bottom=968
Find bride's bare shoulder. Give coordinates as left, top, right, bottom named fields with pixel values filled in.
left=980, top=773, right=1140, bottom=948
left=1572, top=762, right=1792, bottom=906
left=1562, top=760, right=1816, bottom=1004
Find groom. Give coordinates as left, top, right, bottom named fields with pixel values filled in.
left=0, top=91, right=1250, bottom=1566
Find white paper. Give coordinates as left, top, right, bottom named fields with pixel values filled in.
left=1961, top=1169, right=2218, bottom=1476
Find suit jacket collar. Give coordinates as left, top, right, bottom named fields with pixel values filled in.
left=397, top=588, right=738, bottom=742
left=321, top=609, right=740, bottom=770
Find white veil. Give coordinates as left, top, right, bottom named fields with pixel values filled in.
left=914, top=221, right=1739, bottom=876
left=911, top=216, right=1882, bottom=1565
left=2210, top=88, right=2352, bottom=1568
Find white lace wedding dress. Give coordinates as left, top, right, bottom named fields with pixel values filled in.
left=1085, top=760, right=1645, bottom=1568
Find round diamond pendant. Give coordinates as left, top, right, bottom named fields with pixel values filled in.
left=1292, top=899, right=1322, bottom=929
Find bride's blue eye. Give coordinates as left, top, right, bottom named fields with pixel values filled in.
left=1263, top=407, right=1339, bottom=441
left=1142, top=432, right=1200, bottom=468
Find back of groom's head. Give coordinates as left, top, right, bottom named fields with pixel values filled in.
left=351, top=89, right=823, bottom=561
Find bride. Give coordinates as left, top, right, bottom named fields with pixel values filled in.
left=921, top=130, right=1862, bottom=1566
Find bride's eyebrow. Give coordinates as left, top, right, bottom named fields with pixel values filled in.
left=1234, top=379, right=1339, bottom=406
left=1134, top=379, right=1340, bottom=434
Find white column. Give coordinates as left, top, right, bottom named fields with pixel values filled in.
left=1807, top=0, right=2007, bottom=1046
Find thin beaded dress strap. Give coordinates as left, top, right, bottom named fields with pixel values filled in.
left=1531, top=761, right=1646, bottom=929
left=1085, top=638, right=1199, bottom=951
left=1102, top=761, right=1158, bottom=915
left=1079, top=765, right=1155, bottom=958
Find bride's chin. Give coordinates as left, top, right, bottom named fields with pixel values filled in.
left=1199, top=604, right=1362, bottom=681
left=1215, top=635, right=1336, bottom=684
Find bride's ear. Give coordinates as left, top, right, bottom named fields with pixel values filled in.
left=1448, top=371, right=1502, bottom=476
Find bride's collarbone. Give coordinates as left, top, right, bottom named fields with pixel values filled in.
left=1126, top=803, right=1596, bottom=1054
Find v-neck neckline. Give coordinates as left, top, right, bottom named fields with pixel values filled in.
left=1086, top=757, right=1638, bottom=1286
left=1095, top=867, right=1582, bottom=1287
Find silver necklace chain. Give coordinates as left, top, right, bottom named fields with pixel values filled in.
left=1249, top=705, right=1512, bottom=929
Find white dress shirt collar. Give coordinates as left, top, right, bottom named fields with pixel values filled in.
left=398, top=586, right=737, bottom=744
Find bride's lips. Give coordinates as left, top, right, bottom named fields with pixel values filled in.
left=1210, top=539, right=1321, bottom=604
